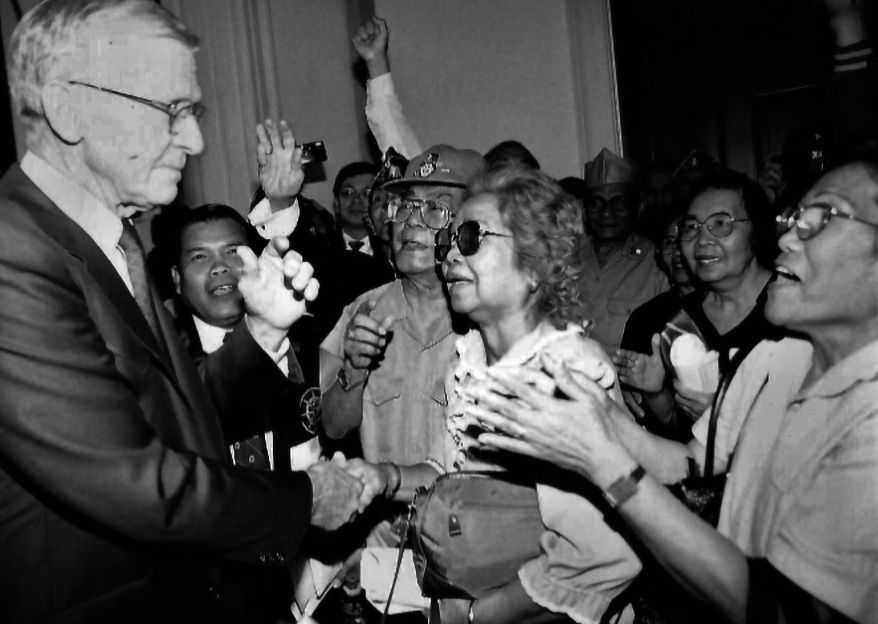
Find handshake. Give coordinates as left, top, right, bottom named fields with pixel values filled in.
left=305, top=453, right=398, bottom=531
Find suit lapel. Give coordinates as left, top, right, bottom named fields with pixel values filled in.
left=8, top=166, right=187, bottom=400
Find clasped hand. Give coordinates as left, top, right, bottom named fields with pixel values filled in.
left=306, top=453, right=392, bottom=531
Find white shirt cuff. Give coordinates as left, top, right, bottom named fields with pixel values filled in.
left=367, top=72, right=396, bottom=99
left=264, top=336, right=291, bottom=377
left=248, top=196, right=300, bottom=239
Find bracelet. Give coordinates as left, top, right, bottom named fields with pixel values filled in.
left=467, top=598, right=476, bottom=624
left=384, top=462, right=402, bottom=498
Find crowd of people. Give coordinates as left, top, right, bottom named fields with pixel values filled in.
left=0, top=1, right=875, bottom=624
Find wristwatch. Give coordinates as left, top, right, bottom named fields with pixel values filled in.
left=336, top=365, right=368, bottom=391
left=603, top=464, right=646, bottom=508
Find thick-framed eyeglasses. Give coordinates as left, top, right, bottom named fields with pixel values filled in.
left=387, top=196, right=452, bottom=230
left=435, top=220, right=513, bottom=262
left=776, top=202, right=878, bottom=241
left=678, top=212, right=751, bottom=241
left=67, top=80, right=206, bottom=134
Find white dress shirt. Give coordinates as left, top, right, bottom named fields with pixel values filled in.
left=342, top=230, right=373, bottom=256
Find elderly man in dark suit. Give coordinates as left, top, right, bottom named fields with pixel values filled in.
left=0, top=1, right=371, bottom=622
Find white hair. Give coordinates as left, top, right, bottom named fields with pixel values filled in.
left=7, top=0, right=198, bottom=130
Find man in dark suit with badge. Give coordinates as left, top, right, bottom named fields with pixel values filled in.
left=169, top=202, right=321, bottom=470
left=169, top=202, right=324, bottom=622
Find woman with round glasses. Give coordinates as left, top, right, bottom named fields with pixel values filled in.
left=616, top=171, right=782, bottom=433
left=348, top=167, right=641, bottom=623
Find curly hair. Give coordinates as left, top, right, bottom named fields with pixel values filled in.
left=465, top=166, right=585, bottom=328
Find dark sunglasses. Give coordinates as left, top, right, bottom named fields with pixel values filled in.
left=776, top=202, right=878, bottom=240
left=435, top=220, right=513, bottom=262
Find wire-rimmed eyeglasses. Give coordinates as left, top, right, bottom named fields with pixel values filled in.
left=678, top=212, right=751, bottom=242
left=776, top=202, right=878, bottom=240
left=68, top=80, right=205, bottom=134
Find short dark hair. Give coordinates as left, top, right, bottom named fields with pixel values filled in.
left=170, top=204, right=252, bottom=267
left=333, top=161, right=379, bottom=198
left=484, top=140, right=540, bottom=171
left=686, top=170, right=777, bottom=269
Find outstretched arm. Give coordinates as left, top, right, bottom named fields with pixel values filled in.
left=353, top=16, right=423, bottom=158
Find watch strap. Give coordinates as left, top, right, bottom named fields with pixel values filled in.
left=604, top=464, right=646, bottom=508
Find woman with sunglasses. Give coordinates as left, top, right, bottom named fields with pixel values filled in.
left=615, top=171, right=782, bottom=436
left=347, top=167, right=641, bottom=623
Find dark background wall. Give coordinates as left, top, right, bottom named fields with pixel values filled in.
left=611, top=0, right=873, bottom=176
left=0, top=3, right=18, bottom=174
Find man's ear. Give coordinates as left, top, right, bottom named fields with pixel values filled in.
left=40, top=81, right=83, bottom=145
left=170, top=265, right=182, bottom=295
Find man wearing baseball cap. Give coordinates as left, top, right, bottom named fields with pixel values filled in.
left=319, top=145, right=483, bottom=620
left=575, top=148, right=668, bottom=353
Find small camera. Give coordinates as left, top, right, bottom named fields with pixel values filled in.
left=298, top=140, right=327, bottom=164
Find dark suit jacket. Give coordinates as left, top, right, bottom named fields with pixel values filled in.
left=173, top=309, right=317, bottom=468
left=0, top=165, right=314, bottom=623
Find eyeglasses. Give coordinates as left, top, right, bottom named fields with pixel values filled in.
left=435, top=220, right=513, bottom=262
left=68, top=80, right=206, bottom=134
left=387, top=196, right=452, bottom=230
left=338, top=186, right=370, bottom=201
left=776, top=202, right=878, bottom=241
left=678, top=212, right=750, bottom=241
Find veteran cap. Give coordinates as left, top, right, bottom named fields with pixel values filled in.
left=383, top=145, right=485, bottom=190
left=584, top=148, right=637, bottom=189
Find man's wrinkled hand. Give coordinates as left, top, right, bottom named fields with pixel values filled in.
left=256, top=118, right=304, bottom=202
left=306, top=459, right=365, bottom=531
left=238, top=238, right=319, bottom=347
left=341, top=458, right=388, bottom=511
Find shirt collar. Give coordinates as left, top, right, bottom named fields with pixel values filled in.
left=456, top=319, right=584, bottom=369
left=192, top=315, right=232, bottom=355
left=342, top=230, right=373, bottom=255
left=796, top=338, right=878, bottom=400
left=20, top=151, right=123, bottom=259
